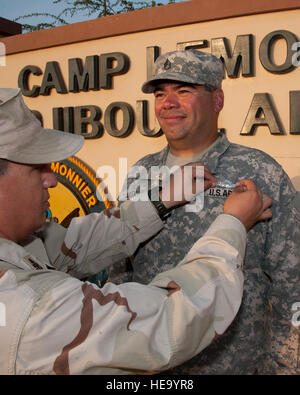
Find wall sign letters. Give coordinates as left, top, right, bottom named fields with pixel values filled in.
left=17, top=30, right=300, bottom=137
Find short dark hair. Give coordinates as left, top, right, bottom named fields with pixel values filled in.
left=0, top=158, right=9, bottom=176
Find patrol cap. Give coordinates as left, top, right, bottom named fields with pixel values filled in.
left=0, top=88, right=84, bottom=164
left=142, top=50, right=224, bottom=93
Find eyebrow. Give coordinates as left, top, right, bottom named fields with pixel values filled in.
left=154, top=83, right=198, bottom=93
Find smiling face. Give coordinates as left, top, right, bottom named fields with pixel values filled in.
left=0, top=161, right=58, bottom=242
left=154, top=81, right=224, bottom=155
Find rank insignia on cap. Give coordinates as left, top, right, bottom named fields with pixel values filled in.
left=163, top=59, right=172, bottom=70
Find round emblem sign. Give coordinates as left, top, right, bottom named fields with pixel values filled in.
left=48, top=156, right=113, bottom=286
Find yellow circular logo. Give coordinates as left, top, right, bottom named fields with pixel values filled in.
left=48, top=156, right=114, bottom=287
left=48, top=156, right=113, bottom=225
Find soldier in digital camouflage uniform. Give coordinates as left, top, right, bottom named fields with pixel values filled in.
left=0, top=88, right=272, bottom=374
left=117, top=50, right=300, bottom=374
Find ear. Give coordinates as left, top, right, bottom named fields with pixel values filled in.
left=212, top=89, right=224, bottom=113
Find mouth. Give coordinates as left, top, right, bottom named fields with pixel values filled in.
left=44, top=194, right=50, bottom=209
left=161, top=114, right=186, bottom=123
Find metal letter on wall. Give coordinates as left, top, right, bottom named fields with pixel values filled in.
left=136, top=100, right=162, bottom=137
left=18, top=65, right=42, bottom=97
left=146, top=46, right=160, bottom=80
left=53, top=107, right=63, bottom=130
left=290, top=91, right=300, bottom=134
left=68, top=56, right=99, bottom=92
left=40, top=61, right=68, bottom=95
left=52, top=107, right=74, bottom=132
left=104, top=102, right=134, bottom=137
left=259, top=30, right=299, bottom=73
left=99, top=53, right=130, bottom=89
left=240, top=93, right=284, bottom=135
left=211, top=35, right=254, bottom=77
left=74, top=105, right=103, bottom=139
left=176, top=40, right=209, bottom=51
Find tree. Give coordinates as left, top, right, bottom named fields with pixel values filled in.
left=15, top=0, right=176, bottom=32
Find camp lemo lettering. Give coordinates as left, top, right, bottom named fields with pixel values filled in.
left=18, top=31, right=300, bottom=137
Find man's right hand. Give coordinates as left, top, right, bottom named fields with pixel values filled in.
left=223, top=179, right=272, bottom=231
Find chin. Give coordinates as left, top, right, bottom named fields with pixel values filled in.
left=34, top=217, right=47, bottom=232
left=40, top=217, right=47, bottom=227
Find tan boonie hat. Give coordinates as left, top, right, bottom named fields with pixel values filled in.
left=142, top=50, right=224, bottom=93
left=0, top=88, right=84, bottom=164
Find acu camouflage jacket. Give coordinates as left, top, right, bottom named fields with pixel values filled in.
left=118, top=131, right=300, bottom=375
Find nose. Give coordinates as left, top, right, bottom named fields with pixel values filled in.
left=162, top=92, right=179, bottom=109
left=47, top=172, right=58, bottom=188
left=43, top=165, right=58, bottom=189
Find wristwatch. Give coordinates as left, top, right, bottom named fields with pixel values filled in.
left=148, top=186, right=173, bottom=220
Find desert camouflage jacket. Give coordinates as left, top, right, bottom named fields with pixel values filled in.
left=118, top=131, right=300, bottom=375
left=0, top=198, right=246, bottom=375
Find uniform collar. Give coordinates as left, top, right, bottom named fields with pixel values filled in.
left=200, top=129, right=230, bottom=174
left=163, top=129, right=230, bottom=173
left=0, top=235, right=54, bottom=271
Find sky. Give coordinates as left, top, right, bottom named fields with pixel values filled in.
left=1, top=0, right=100, bottom=26
left=0, top=0, right=182, bottom=30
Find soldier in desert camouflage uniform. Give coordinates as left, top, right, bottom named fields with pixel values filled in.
left=0, top=88, right=272, bottom=374
left=117, top=50, right=300, bottom=374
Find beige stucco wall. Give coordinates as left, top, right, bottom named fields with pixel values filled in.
left=1, top=6, right=300, bottom=196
